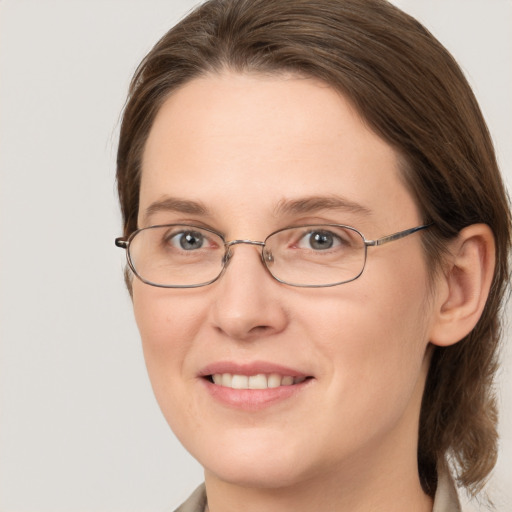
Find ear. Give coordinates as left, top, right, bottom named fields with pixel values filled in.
left=429, top=224, right=495, bottom=347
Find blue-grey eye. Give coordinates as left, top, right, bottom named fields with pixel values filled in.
left=170, top=231, right=205, bottom=250
left=298, top=230, right=340, bottom=250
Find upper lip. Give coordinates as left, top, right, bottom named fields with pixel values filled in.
left=199, top=361, right=310, bottom=378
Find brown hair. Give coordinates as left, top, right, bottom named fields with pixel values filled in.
left=116, top=0, right=511, bottom=497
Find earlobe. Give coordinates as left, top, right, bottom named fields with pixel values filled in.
left=429, top=224, right=496, bottom=347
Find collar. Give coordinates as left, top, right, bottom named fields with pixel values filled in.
left=175, top=469, right=462, bottom=512
left=433, top=465, right=462, bottom=512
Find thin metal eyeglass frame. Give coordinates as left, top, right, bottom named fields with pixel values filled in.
left=115, top=223, right=432, bottom=288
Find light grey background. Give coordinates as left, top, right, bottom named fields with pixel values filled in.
left=0, top=1, right=510, bottom=511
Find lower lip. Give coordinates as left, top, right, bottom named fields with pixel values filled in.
left=201, top=378, right=312, bottom=410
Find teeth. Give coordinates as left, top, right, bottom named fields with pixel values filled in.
left=268, top=373, right=281, bottom=388
left=281, top=376, right=294, bottom=386
left=221, top=373, right=232, bottom=387
left=231, top=375, right=248, bottom=389
left=248, top=374, right=267, bottom=389
left=210, top=373, right=305, bottom=389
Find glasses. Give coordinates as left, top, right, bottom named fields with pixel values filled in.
left=115, top=223, right=431, bottom=288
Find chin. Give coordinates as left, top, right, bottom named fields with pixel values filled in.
left=183, top=428, right=316, bottom=489
left=204, top=457, right=310, bottom=490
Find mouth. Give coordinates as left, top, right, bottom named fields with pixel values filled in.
left=199, top=362, right=313, bottom=409
left=205, top=373, right=310, bottom=389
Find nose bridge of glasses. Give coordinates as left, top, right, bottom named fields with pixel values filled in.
left=225, top=239, right=266, bottom=248
left=222, top=239, right=268, bottom=267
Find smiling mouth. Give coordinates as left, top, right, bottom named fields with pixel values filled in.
left=206, top=373, right=310, bottom=390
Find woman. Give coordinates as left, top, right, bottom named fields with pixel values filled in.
left=114, top=0, right=511, bottom=510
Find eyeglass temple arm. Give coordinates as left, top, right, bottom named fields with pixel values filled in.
left=365, top=224, right=432, bottom=247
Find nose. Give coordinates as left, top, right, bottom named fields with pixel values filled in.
left=209, top=242, right=288, bottom=341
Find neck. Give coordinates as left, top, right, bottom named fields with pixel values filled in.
left=204, top=447, right=433, bottom=512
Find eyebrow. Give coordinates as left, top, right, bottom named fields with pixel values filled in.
left=142, top=194, right=373, bottom=223
left=143, top=197, right=210, bottom=222
left=273, top=195, right=373, bottom=217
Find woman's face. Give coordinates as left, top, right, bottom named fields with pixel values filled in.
left=134, top=72, right=438, bottom=488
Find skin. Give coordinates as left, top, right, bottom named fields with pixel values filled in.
left=134, top=72, right=444, bottom=512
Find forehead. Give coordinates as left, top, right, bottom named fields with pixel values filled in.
left=139, top=72, right=419, bottom=231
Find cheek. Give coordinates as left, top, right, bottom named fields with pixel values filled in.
left=133, top=282, right=204, bottom=342
left=299, top=255, right=432, bottom=417
left=132, top=284, right=205, bottom=399
left=300, top=288, right=429, bottom=381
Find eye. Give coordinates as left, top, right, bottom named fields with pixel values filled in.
left=297, top=230, right=342, bottom=250
left=168, top=230, right=207, bottom=250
